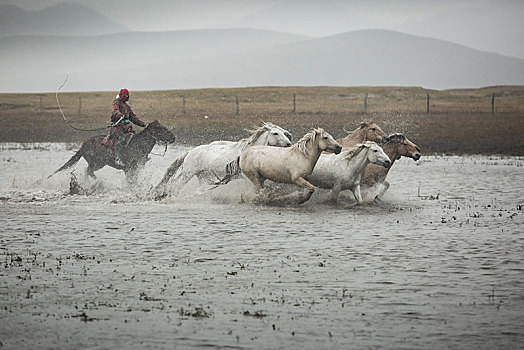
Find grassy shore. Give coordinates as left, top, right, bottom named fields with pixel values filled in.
left=1, top=86, right=523, bottom=155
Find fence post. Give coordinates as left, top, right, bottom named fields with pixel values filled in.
left=364, top=93, right=368, bottom=114
left=39, top=96, right=43, bottom=115
left=235, top=95, right=240, bottom=116
left=78, top=96, right=82, bottom=115
left=293, top=93, right=296, bottom=114
left=182, top=96, right=186, bottom=116
left=491, top=93, right=495, bottom=115
left=426, top=94, right=430, bottom=113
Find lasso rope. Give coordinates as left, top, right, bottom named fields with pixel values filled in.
left=56, top=74, right=111, bottom=132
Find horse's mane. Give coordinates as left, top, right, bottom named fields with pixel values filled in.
left=387, top=133, right=406, bottom=143
left=340, top=141, right=376, bottom=162
left=135, top=120, right=158, bottom=135
left=341, top=143, right=366, bottom=161
left=290, top=128, right=323, bottom=157
left=343, top=120, right=374, bottom=134
left=237, top=122, right=275, bottom=150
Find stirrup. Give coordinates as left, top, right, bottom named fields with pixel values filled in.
left=114, top=156, right=125, bottom=166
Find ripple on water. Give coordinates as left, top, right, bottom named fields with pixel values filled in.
left=0, top=147, right=523, bottom=349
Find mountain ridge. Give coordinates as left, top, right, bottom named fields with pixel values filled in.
left=0, top=3, right=129, bottom=36
left=1, top=28, right=523, bottom=92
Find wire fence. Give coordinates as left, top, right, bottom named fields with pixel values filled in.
left=2, top=87, right=524, bottom=122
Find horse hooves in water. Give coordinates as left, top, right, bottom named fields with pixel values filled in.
left=254, top=189, right=313, bottom=206
left=344, top=202, right=360, bottom=209
left=373, top=196, right=383, bottom=204
left=69, top=172, right=101, bottom=196
left=69, top=173, right=85, bottom=195
left=152, top=189, right=169, bottom=201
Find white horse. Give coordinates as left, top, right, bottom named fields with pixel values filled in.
left=307, top=141, right=391, bottom=203
left=231, top=128, right=342, bottom=204
left=154, top=122, right=292, bottom=196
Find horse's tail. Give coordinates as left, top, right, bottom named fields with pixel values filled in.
left=47, top=149, right=82, bottom=178
left=216, top=156, right=241, bottom=185
left=226, top=156, right=241, bottom=176
left=157, top=151, right=188, bottom=187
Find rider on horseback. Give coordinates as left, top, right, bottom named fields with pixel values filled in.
left=105, top=89, right=147, bottom=166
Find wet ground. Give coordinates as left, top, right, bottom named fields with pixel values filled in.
left=1, top=143, right=523, bottom=349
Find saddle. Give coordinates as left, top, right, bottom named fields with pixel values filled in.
left=101, top=132, right=134, bottom=156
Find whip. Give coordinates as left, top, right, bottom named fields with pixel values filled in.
left=55, top=74, right=111, bottom=132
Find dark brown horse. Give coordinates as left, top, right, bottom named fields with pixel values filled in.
left=49, top=120, right=175, bottom=182
left=360, top=133, right=421, bottom=201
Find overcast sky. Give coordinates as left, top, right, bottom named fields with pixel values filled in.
left=1, top=0, right=485, bottom=32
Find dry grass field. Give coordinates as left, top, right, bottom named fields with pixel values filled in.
left=1, top=86, right=523, bottom=154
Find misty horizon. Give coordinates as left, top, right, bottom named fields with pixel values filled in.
left=1, top=0, right=524, bottom=92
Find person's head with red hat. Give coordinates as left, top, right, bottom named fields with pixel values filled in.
left=119, top=88, right=130, bottom=102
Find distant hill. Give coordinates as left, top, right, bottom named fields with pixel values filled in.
left=398, top=0, right=524, bottom=59
left=0, top=3, right=128, bottom=36
left=0, top=28, right=310, bottom=92
left=1, top=29, right=524, bottom=92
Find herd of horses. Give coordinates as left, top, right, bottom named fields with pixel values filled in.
left=51, top=120, right=421, bottom=205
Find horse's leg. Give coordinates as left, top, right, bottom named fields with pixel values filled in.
left=125, top=166, right=140, bottom=186
left=85, top=164, right=97, bottom=179
left=296, top=190, right=314, bottom=205
left=244, top=171, right=265, bottom=193
left=292, top=177, right=316, bottom=205
left=352, top=183, right=363, bottom=203
left=166, top=167, right=197, bottom=197
left=376, top=181, right=390, bottom=200
left=157, top=151, right=188, bottom=187
left=293, top=177, right=315, bottom=192
left=330, top=183, right=342, bottom=203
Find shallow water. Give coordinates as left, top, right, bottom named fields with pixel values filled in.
left=1, top=143, right=523, bottom=349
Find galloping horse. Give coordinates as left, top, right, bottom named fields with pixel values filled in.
left=154, top=122, right=292, bottom=196
left=336, top=121, right=387, bottom=149
left=232, top=128, right=341, bottom=204
left=49, top=120, right=175, bottom=182
left=360, top=133, right=421, bottom=201
left=306, top=141, right=391, bottom=203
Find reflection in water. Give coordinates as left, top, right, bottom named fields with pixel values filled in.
left=1, top=144, right=523, bottom=349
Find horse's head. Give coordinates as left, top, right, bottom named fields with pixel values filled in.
left=264, top=122, right=293, bottom=147
left=363, top=141, right=391, bottom=168
left=315, top=128, right=342, bottom=154
left=387, top=133, right=421, bottom=161
left=361, top=121, right=387, bottom=144
left=146, top=120, right=176, bottom=144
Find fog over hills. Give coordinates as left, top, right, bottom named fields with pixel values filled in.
left=1, top=1, right=523, bottom=92
left=3, top=0, right=523, bottom=58
left=0, top=3, right=128, bottom=36
left=75, top=30, right=524, bottom=92
left=2, top=28, right=523, bottom=93
left=0, top=28, right=310, bottom=92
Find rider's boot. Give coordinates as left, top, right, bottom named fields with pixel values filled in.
left=113, top=147, right=125, bottom=167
